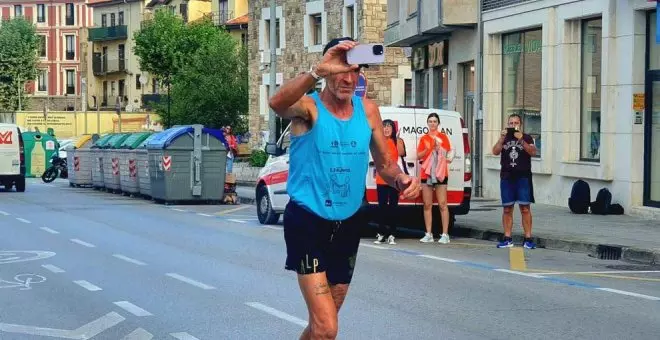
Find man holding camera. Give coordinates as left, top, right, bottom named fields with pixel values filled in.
left=492, top=113, right=537, bottom=249
left=269, top=37, right=421, bottom=340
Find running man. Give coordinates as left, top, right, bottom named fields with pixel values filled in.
left=268, top=37, right=421, bottom=339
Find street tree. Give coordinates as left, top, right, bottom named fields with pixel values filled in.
left=133, top=10, right=248, bottom=132
left=169, top=21, right=248, bottom=133
left=0, top=17, right=40, bottom=112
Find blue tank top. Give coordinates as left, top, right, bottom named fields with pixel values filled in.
left=287, top=92, right=372, bottom=220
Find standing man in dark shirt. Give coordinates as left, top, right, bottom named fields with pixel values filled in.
left=492, top=114, right=537, bottom=249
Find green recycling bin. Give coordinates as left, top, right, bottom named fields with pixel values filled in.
left=91, top=134, right=116, bottom=189
left=118, top=132, right=152, bottom=195
left=102, top=133, right=131, bottom=192
left=21, top=131, right=59, bottom=178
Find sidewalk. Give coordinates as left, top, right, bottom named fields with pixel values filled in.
left=235, top=185, right=660, bottom=265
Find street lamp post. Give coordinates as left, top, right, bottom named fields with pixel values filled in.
left=268, top=0, right=277, bottom=144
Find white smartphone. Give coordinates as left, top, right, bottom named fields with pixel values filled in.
left=346, top=44, right=385, bottom=65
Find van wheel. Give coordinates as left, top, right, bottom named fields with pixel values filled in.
left=257, top=185, right=279, bottom=225
left=15, top=178, right=25, bottom=192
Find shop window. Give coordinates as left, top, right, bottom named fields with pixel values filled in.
left=580, top=18, right=602, bottom=161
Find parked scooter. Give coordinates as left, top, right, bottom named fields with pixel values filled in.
left=41, top=154, right=68, bottom=183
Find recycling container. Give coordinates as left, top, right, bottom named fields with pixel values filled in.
left=102, top=133, right=131, bottom=192
left=91, top=134, right=115, bottom=189
left=118, top=132, right=152, bottom=195
left=137, top=134, right=158, bottom=199
left=21, top=132, right=58, bottom=178
left=146, top=125, right=227, bottom=203
left=66, top=134, right=99, bottom=187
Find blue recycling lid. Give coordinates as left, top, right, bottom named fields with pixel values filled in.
left=145, top=126, right=226, bottom=149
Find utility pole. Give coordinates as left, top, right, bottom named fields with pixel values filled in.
left=475, top=0, right=484, bottom=197
left=17, top=77, right=22, bottom=112
left=268, top=0, right=277, bottom=144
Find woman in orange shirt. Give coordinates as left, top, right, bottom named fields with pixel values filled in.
left=374, top=119, right=406, bottom=245
left=416, top=113, right=454, bottom=244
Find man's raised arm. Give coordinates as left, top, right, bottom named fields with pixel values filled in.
left=268, top=71, right=319, bottom=120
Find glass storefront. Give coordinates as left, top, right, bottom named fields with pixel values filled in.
left=645, top=12, right=660, bottom=207
left=501, top=28, right=543, bottom=156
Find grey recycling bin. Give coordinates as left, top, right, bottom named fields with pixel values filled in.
left=67, top=134, right=99, bottom=187
left=119, top=132, right=152, bottom=195
left=103, top=133, right=131, bottom=192
left=146, top=125, right=227, bottom=203
left=137, top=134, right=158, bottom=199
left=91, top=134, right=116, bottom=189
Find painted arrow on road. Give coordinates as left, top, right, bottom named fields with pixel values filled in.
left=0, top=311, right=125, bottom=339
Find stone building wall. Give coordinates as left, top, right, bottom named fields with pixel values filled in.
left=247, top=0, right=411, bottom=148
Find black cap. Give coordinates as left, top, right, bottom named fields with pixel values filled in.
left=322, top=37, right=368, bottom=69
left=323, top=37, right=355, bottom=55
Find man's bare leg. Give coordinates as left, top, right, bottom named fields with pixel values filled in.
left=519, top=204, right=532, bottom=238
left=502, top=205, right=514, bottom=237
left=298, top=273, right=346, bottom=340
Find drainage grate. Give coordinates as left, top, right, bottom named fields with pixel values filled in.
left=596, top=245, right=622, bottom=260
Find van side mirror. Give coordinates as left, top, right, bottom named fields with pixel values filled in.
left=265, top=142, right=283, bottom=156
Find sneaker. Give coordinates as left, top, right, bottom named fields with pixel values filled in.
left=387, top=235, right=396, bottom=245
left=374, top=234, right=385, bottom=244
left=523, top=238, right=537, bottom=249
left=497, top=237, right=514, bottom=248
left=438, top=234, right=450, bottom=244
left=420, top=233, right=434, bottom=243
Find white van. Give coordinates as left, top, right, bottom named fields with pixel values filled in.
left=0, top=123, right=26, bottom=192
left=255, top=106, right=472, bottom=225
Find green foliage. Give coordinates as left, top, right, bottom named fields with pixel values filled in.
left=0, top=17, right=40, bottom=111
left=133, top=12, right=248, bottom=131
left=249, top=149, right=268, bottom=167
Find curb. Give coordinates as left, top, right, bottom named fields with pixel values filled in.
left=451, top=223, right=660, bottom=266
left=236, top=193, right=659, bottom=266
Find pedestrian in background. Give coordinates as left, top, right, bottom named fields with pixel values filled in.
left=417, top=113, right=454, bottom=244
left=223, top=126, right=238, bottom=174
left=374, top=119, right=406, bottom=245
left=491, top=113, right=537, bottom=249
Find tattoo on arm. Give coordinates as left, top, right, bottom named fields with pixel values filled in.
left=314, top=283, right=330, bottom=295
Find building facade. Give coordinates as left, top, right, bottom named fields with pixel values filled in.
left=0, top=0, right=93, bottom=111
left=247, top=0, right=413, bottom=147
left=481, top=0, right=660, bottom=217
left=212, top=0, right=248, bottom=47
left=384, top=0, right=481, bottom=192
left=86, top=0, right=158, bottom=112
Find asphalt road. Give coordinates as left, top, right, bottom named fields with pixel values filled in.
left=0, top=179, right=659, bottom=339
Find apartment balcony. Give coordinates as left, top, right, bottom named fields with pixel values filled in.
left=92, top=54, right=127, bottom=76
left=210, top=10, right=234, bottom=26
left=88, top=25, right=128, bottom=42
left=385, top=0, right=478, bottom=47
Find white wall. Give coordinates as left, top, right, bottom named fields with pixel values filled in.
left=481, top=0, right=654, bottom=212
left=447, top=28, right=478, bottom=111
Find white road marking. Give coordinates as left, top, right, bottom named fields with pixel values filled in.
left=122, top=328, right=153, bottom=340
left=262, top=225, right=283, bottom=230
left=227, top=219, right=247, bottom=223
left=113, top=301, right=153, bottom=317
left=535, top=270, right=660, bottom=275
left=0, top=312, right=124, bottom=338
left=171, top=208, right=186, bottom=212
left=70, top=238, right=95, bottom=248
left=197, top=213, right=213, bottom=217
left=0, top=210, right=9, bottom=216
left=40, top=227, right=59, bottom=234
left=170, top=332, right=201, bottom=340
left=494, top=269, right=545, bottom=278
left=165, top=273, right=215, bottom=290
left=246, top=302, right=307, bottom=327
left=418, top=254, right=462, bottom=263
left=16, top=218, right=31, bottom=224
left=360, top=243, right=386, bottom=250
left=73, top=280, right=102, bottom=291
left=41, top=264, right=65, bottom=273
left=597, top=288, right=660, bottom=301
left=113, top=254, right=147, bottom=266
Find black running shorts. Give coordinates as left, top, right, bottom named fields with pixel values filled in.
left=283, top=200, right=363, bottom=285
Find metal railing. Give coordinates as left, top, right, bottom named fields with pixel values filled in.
left=88, top=25, right=128, bottom=42
left=210, top=10, right=234, bottom=25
